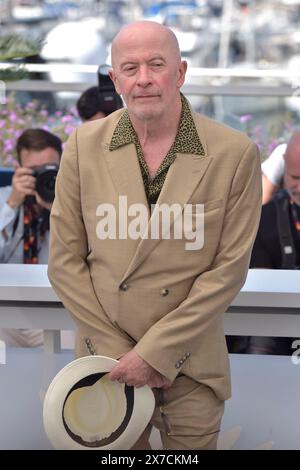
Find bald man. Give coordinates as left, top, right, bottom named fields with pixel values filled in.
left=251, top=131, right=300, bottom=269
left=48, top=21, right=262, bottom=449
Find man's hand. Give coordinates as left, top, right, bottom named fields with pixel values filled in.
left=6, top=166, right=36, bottom=209
left=35, top=192, right=52, bottom=211
left=108, top=349, right=172, bottom=389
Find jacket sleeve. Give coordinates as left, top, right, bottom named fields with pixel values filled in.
left=134, top=142, right=262, bottom=381
left=48, top=129, right=134, bottom=357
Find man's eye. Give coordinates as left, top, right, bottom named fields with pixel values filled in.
left=152, top=63, right=163, bottom=67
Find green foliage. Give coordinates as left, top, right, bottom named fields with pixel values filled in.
left=0, top=34, right=42, bottom=81
left=0, top=34, right=42, bottom=60
left=0, top=65, right=28, bottom=81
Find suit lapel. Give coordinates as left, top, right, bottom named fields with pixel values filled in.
left=121, top=153, right=213, bottom=281
left=103, top=142, right=149, bottom=213
left=103, top=143, right=150, bottom=275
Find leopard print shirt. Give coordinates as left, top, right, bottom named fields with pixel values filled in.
left=109, top=94, right=205, bottom=206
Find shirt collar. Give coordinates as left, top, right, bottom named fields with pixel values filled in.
left=109, top=108, right=137, bottom=150
left=109, top=94, right=204, bottom=156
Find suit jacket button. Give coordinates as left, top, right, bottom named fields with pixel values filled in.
left=120, top=282, right=129, bottom=291
left=175, top=363, right=180, bottom=369
left=160, top=288, right=169, bottom=297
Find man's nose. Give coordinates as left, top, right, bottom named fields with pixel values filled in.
left=136, top=66, right=152, bottom=87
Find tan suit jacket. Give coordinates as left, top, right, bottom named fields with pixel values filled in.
left=48, top=107, right=262, bottom=401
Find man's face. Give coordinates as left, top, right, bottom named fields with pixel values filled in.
left=284, top=149, right=300, bottom=206
left=109, top=28, right=187, bottom=123
left=20, top=147, right=60, bottom=169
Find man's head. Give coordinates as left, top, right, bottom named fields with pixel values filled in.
left=76, top=87, right=107, bottom=122
left=284, top=132, right=300, bottom=205
left=77, top=83, right=123, bottom=122
left=16, top=128, right=62, bottom=168
left=109, top=21, right=187, bottom=123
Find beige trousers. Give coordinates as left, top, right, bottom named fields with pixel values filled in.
left=132, top=375, right=224, bottom=450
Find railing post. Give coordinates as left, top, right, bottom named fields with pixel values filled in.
left=43, top=330, right=61, bottom=354
left=0, top=80, right=6, bottom=104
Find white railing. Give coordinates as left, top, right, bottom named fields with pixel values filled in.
left=1, top=63, right=300, bottom=96
left=1, top=62, right=300, bottom=78
left=0, top=265, right=300, bottom=352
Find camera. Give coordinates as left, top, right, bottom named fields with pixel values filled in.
left=31, top=164, right=59, bottom=203
left=97, top=64, right=123, bottom=115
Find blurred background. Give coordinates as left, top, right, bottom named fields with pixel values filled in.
left=1, top=0, right=300, bottom=163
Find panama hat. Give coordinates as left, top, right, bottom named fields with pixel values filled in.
left=43, top=355, right=155, bottom=450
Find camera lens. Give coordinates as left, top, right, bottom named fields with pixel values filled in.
left=35, top=165, right=59, bottom=203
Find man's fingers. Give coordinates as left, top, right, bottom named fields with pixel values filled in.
left=18, top=187, right=36, bottom=196
left=14, top=167, right=34, bottom=177
left=16, top=175, right=36, bottom=186
left=16, top=185, right=36, bottom=194
left=148, top=378, right=164, bottom=389
left=108, top=371, right=118, bottom=381
left=108, top=366, right=124, bottom=381
left=14, top=179, right=36, bottom=195
left=110, top=371, right=167, bottom=389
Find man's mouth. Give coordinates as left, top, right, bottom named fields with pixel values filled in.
left=135, top=95, right=159, bottom=99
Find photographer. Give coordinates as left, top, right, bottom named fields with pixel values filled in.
left=0, top=128, right=61, bottom=346
left=76, top=86, right=108, bottom=122
left=76, top=66, right=123, bottom=122
left=0, top=129, right=61, bottom=264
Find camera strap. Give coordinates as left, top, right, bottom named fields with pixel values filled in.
left=274, top=190, right=297, bottom=269
left=12, top=207, right=20, bottom=238
left=23, top=199, right=49, bottom=264
left=291, top=202, right=300, bottom=240
left=4, top=205, right=49, bottom=264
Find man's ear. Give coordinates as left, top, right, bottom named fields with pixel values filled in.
left=177, top=60, right=187, bottom=88
left=109, top=68, right=121, bottom=95
left=108, top=68, right=114, bottom=83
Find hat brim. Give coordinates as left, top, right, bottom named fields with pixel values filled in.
left=43, top=355, right=155, bottom=450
